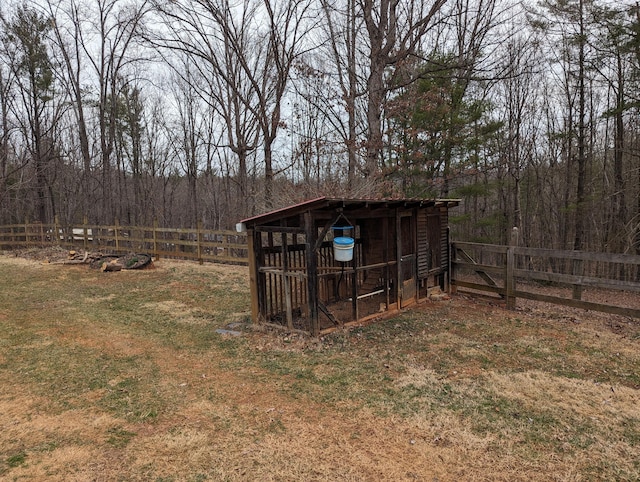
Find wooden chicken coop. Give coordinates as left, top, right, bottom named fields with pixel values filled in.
left=237, top=197, right=460, bottom=336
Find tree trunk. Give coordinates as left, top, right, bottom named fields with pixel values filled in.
left=264, top=142, right=274, bottom=210
left=365, top=60, right=385, bottom=178
left=612, top=52, right=626, bottom=252
left=573, top=0, right=587, bottom=253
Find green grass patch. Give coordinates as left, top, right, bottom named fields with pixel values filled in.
left=0, top=255, right=638, bottom=481
left=106, top=426, right=137, bottom=448
left=6, top=452, right=27, bottom=468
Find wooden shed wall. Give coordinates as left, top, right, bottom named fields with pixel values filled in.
left=246, top=202, right=454, bottom=335
left=417, top=207, right=448, bottom=279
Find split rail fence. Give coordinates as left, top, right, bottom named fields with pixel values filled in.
left=0, top=219, right=249, bottom=265
left=3, top=221, right=640, bottom=318
left=451, top=240, right=640, bottom=318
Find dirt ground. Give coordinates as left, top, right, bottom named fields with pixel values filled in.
left=0, top=250, right=639, bottom=481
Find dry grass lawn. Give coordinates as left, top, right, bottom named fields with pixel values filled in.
left=0, top=251, right=638, bottom=481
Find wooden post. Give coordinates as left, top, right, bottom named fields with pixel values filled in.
left=247, top=229, right=260, bottom=324
left=254, top=230, right=267, bottom=320
left=83, top=216, right=89, bottom=251
left=352, top=240, right=358, bottom=322
left=572, top=258, right=584, bottom=300
left=222, top=233, right=229, bottom=260
left=54, top=215, right=60, bottom=246
left=383, top=216, right=390, bottom=310
left=444, top=225, right=451, bottom=292
left=449, top=230, right=457, bottom=295
left=115, top=219, right=120, bottom=253
left=197, top=221, right=203, bottom=265
left=505, top=227, right=519, bottom=310
left=395, top=209, right=402, bottom=310
left=304, top=212, right=319, bottom=337
left=24, top=217, right=28, bottom=246
left=282, top=232, right=293, bottom=330
left=153, top=219, right=159, bottom=260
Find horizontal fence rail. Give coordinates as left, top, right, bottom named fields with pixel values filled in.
left=451, top=241, right=640, bottom=318
left=0, top=221, right=249, bottom=265
left=4, top=224, right=639, bottom=317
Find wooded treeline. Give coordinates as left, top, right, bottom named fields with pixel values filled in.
left=0, top=0, right=639, bottom=254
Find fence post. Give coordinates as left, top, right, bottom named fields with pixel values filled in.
left=222, top=232, right=229, bottom=260
left=115, top=219, right=120, bottom=253
left=197, top=221, right=203, bottom=265
left=449, top=241, right=457, bottom=295
left=505, top=227, right=519, bottom=310
left=24, top=217, right=29, bottom=245
left=83, top=216, right=89, bottom=251
left=153, top=219, right=159, bottom=260
left=54, top=215, right=60, bottom=246
left=572, top=258, right=584, bottom=300
left=447, top=226, right=454, bottom=294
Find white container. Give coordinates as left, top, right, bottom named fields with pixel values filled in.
left=333, top=236, right=354, bottom=262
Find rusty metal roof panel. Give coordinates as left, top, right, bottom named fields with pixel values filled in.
left=239, top=197, right=329, bottom=226
left=239, top=197, right=460, bottom=228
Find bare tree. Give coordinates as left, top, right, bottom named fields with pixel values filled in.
left=0, top=52, right=16, bottom=222
left=167, top=65, right=203, bottom=227
left=152, top=0, right=314, bottom=210
left=45, top=0, right=94, bottom=220
left=361, top=0, right=449, bottom=178
left=497, top=35, right=541, bottom=237
left=533, top=0, right=596, bottom=250
left=320, top=0, right=364, bottom=190
left=83, top=0, right=150, bottom=222
left=2, top=5, right=63, bottom=223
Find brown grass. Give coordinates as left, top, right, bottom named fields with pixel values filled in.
left=0, top=253, right=638, bottom=481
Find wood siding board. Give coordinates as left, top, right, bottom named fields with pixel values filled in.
left=440, top=210, right=449, bottom=271
left=417, top=210, right=429, bottom=279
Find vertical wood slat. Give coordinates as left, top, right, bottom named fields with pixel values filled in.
left=277, top=250, right=282, bottom=317
left=282, top=232, right=293, bottom=329
left=300, top=238, right=307, bottom=307
left=440, top=209, right=449, bottom=271
left=352, top=241, right=358, bottom=322
left=304, top=212, right=319, bottom=336
left=505, top=227, right=519, bottom=310
left=417, top=210, right=428, bottom=278
left=197, top=222, right=203, bottom=265
left=153, top=219, right=159, bottom=260
left=396, top=209, right=402, bottom=310
left=505, top=247, right=515, bottom=310
left=115, top=219, right=120, bottom=252
left=254, top=230, right=266, bottom=321
left=268, top=257, right=274, bottom=317
left=247, top=229, right=260, bottom=323
left=83, top=216, right=89, bottom=250
left=572, top=258, right=585, bottom=300
left=54, top=216, right=60, bottom=246
left=267, top=234, right=274, bottom=318
left=383, top=216, right=390, bottom=309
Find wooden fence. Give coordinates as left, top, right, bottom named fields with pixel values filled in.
left=4, top=221, right=640, bottom=318
left=0, top=220, right=249, bottom=265
left=451, top=240, right=640, bottom=318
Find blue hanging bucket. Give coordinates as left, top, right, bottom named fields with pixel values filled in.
left=333, top=236, right=354, bottom=262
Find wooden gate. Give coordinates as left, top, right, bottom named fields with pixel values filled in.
left=399, top=213, right=417, bottom=307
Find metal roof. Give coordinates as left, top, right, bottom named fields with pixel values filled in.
left=239, top=197, right=460, bottom=228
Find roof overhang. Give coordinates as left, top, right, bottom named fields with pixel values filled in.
left=237, top=197, right=461, bottom=232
